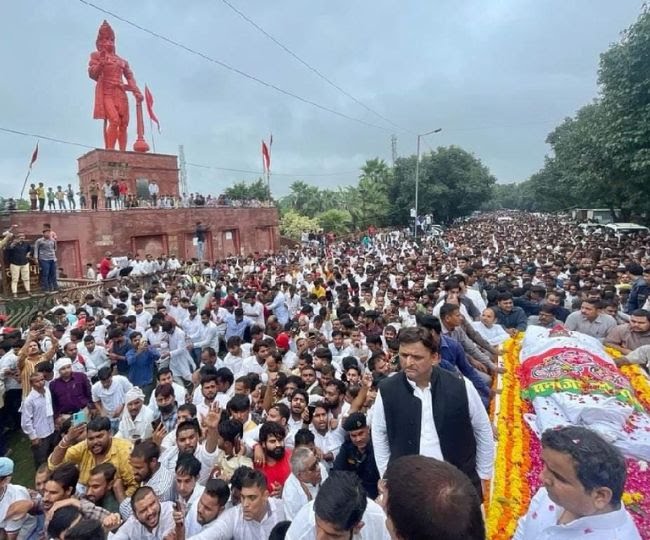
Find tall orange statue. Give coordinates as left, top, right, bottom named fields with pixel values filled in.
left=89, top=20, right=149, bottom=152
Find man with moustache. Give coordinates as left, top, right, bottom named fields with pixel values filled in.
left=109, top=486, right=177, bottom=540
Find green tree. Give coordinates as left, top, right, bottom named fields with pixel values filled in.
left=225, top=178, right=269, bottom=200
left=279, top=210, right=320, bottom=239
left=521, top=7, right=650, bottom=219
left=360, top=158, right=393, bottom=193
left=317, top=208, right=352, bottom=235
left=391, top=146, right=496, bottom=224
left=283, top=181, right=334, bottom=216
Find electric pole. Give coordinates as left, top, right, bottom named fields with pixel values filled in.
left=178, top=145, right=189, bottom=196
left=391, top=134, right=398, bottom=166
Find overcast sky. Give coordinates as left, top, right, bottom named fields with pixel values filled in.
left=0, top=0, right=644, bottom=198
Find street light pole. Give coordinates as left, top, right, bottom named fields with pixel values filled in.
left=414, top=128, right=442, bottom=240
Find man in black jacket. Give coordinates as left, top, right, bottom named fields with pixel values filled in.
left=333, top=412, right=380, bottom=499
left=371, top=326, right=494, bottom=496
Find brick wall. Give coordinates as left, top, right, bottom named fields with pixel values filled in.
left=0, top=207, right=279, bottom=278
left=77, top=149, right=180, bottom=199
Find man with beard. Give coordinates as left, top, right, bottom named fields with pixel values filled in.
left=116, top=386, right=154, bottom=442
left=287, top=389, right=308, bottom=436
left=322, top=379, right=348, bottom=424
left=159, top=411, right=220, bottom=485
left=110, top=486, right=177, bottom=540
left=185, top=469, right=284, bottom=540
left=84, top=463, right=120, bottom=514
left=182, top=478, right=230, bottom=536
left=255, top=421, right=291, bottom=496
left=297, top=401, right=345, bottom=468
left=48, top=416, right=137, bottom=496
left=119, top=441, right=174, bottom=519
left=333, top=412, right=380, bottom=499
left=195, top=370, right=219, bottom=420
left=40, top=463, right=111, bottom=525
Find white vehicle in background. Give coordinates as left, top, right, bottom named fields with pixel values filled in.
left=605, top=222, right=649, bottom=234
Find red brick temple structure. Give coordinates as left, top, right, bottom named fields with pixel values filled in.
left=0, top=20, right=279, bottom=284
left=1, top=203, right=279, bottom=279
left=1, top=147, right=279, bottom=280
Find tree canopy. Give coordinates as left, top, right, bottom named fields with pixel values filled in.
left=495, top=6, right=650, bottom=220
left=224, top=178, right=270, bottom=201
left=277, top=150, right=494, bottom=237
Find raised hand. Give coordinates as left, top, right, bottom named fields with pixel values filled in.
left=202, top=402, right=222, bottom=431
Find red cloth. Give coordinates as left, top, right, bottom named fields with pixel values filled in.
left=255, top=450, right=291, bottom=488
left=262, top=141, right=271, bottom=172
left=145, top=85, right=160, bottom=132
left=29, top=142, right=39, bottom=168
left=99, top=257, right=112, bottom=279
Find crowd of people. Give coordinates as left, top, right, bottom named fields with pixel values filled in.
left=0, top=211, right=647, bottom=539
left=17, top=181, right=272, bottom=213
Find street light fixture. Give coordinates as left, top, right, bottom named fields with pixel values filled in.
left=414, top=127, right=442, bottom=240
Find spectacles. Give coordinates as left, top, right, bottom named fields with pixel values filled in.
left=307, top=461, right=319, bottom=472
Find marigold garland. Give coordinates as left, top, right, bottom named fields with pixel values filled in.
left=487, top=341, right=650, bottom=539
left=486, top=336, right=530, bottom=539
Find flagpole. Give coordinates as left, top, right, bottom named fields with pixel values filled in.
left=266, top=133, right=273, bottom=202
left=149, top=118, right=157, bottom=153
left=20, top=141, right=39, bottom=200
left=19, top=168, right=32, bottom=201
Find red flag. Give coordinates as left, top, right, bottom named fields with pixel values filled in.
left=144, top=85, right=161, bottom=132
left=29, top=142, right=39, bottom=169
left=262, top=140, right=271, bottom=172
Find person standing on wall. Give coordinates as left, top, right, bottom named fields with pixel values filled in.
left=89, top=179, right=99, bottom=211
left=5, top=233, right=33, bottom=298
left=195, top=221, right=208, bottom=262
left=33, top=228, right=58, bottom=292
left=28, top=184, right=38, bottom=211
left=148, top=181, right=159, bottom=207
left=36, top=182, right=46, bottom=211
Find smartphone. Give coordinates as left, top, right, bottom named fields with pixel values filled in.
left=151, top=418, right=162, bottom=431
left=71, top=410, right=88, bottom=427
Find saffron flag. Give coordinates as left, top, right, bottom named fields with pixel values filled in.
left=144, top=85, right=161, bottom=132
left=262, top=140, right=271, bottom=172
left=29, top=142, right=39, bottom=168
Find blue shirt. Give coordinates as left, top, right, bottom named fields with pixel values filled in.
left=268, top=291, right=289, bottom=325
left=125, top=347, right=159, bottom=387
left=112, top=340, right=133, bottom=375
left=224, top=315, right=251, bottom=340
left=440, top=335, right=490, bottom=407
left=496, top=306, right=528, bottom=331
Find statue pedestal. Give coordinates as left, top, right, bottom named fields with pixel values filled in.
left=77, top=149, right=180, bottom=201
